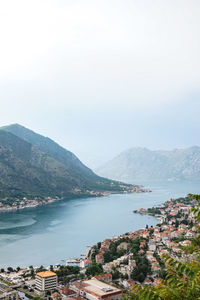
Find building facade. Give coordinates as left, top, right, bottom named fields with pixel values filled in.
left=36, top=271, right=57, bottom=293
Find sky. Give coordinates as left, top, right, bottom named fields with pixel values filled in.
left=0, top=0, right=200, bottom=168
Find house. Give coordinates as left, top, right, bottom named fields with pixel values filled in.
left=148, top=243, right=156, bottom=252
left=95, top=254, right=104, bottom=264
left=122, top=279, right=135, bottom=289
left=80, top=259, right=91, bottom=269
left=117, top=242, right=131, bottom=251
left=66, top=259, right=82, bottom=268
left=60, top=287, right=77, bottom=300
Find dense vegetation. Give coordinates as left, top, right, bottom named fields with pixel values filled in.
left=0, top=124, right=138, bottom=205
left=55, top=265, right=83, bottom=284
left=103, top=238, right=131, bottom=263
left=147, top=207, right=161, bottom=215
left=100, top=237, right=151, bottom=283
left=130, top=238, right=151, bottom=283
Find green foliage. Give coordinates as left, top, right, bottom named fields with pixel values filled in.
left=85, top=263, right=103, bottom=277
left=0, top=125, right=137, bottom=205
left=112, top=268, right=121, bottom=280
left=131, top=256, right=151, bottom=283
left=36, top=265, right=46, bottom=273
left=103, top=237, right=132, bottom=263
left=128, top=255, right=200, bottom=300
left=7, top=267, right=13, bottom=272
left=147, top=207, right=161, bottom=215
left=56, top=266, right=80, bottom=277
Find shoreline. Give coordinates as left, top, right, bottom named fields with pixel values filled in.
left=0, top=203, right=157, bottom=269
left=0, top=187, right=151, bottom=213
left=0, top=194, right=195, bottom=270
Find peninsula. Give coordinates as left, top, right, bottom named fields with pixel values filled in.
left=0, top=124, right=148, bottom=211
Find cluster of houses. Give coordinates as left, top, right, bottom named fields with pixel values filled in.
left=92, top=197, right=198, bottom=286
left=0, top=197, right=61, bottom=212
left=95, top=239, right=112, bottom=265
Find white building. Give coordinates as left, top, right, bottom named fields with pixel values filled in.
left=36, top=271, right=57, bottom=293
left=71, top=279, right=122, bottom=300
left=66, top=258, right=82, bottom=267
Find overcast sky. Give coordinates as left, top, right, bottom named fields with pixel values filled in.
left=0, top=0, right=200, bottom=168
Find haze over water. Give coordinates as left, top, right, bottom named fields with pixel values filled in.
left=0, top=181, right=199, bottom=268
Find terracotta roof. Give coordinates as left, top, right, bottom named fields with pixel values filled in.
left=51, top=292, right=61, bottom=298
left=61, top=287, right=76, bottom=296
left=94, top=274, right=112, bottom=280
left=37, top=271, right=57, bottom=278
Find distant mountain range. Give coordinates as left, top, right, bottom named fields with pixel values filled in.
left=0, top=124, right=140, bottom=205
left=96, top=147, right=200, bottom=182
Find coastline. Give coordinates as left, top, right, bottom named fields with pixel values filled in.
left=0, top=186, right=151, bottom=213
left=0, top=195, right=196, bottom=273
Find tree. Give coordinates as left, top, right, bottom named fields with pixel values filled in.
left=85, top=263, right=103, bottom=276
left=126, top=194, right=200, bottom=299
left=7, top=267, right=13, bottom=272
left=50, top=265, right=54, bottom=272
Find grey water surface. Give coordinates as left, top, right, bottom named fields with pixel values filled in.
left=0, top=181, right=199, bottom=268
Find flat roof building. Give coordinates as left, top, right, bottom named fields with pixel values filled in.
left=36, top=271, right=57, bottom=293
left=70, top=279, right=122, bottom=300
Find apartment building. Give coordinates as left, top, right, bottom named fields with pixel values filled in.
left=36, top=271, right=57, bottom=292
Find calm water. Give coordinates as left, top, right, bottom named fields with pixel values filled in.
left=0, top=181, right=199, bottom=268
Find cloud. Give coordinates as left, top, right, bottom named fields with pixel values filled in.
left=0, top=0, right=199, bottom=107
left=0, top=0, right=200, bottom=166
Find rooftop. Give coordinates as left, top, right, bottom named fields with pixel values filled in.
left=83, top=279, right=121, bottom=297
left=37, top=271, right=57, bottom=278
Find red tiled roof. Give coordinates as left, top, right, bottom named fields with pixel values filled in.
left=61, top=287, right=76, bottom=296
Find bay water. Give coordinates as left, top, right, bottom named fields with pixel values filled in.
left=0, top=181, right=199, bottom=268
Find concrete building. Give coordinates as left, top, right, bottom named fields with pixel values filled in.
left=66, top=259, right=82, bottom=267
left=36, top=271, right=57, bottom=293
left=70, top=279, right=122, bottom=300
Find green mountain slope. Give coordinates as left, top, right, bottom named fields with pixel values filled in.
left=0, top=124, right=139, bottom=206
left=96, top=147, right=200, bottom=182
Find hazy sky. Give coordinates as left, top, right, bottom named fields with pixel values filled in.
left=0, top=0, right=200, bottom=168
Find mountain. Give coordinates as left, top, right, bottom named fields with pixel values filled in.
left=96, top=147, right=200, bottom=182
left=0, top=124, right=139, bottom=206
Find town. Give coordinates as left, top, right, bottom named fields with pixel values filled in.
left=0, top=195, right=198, bottom=300
left=0, top=186, right=149, bottom=212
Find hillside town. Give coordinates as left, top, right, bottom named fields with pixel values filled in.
left=0, top=196, right=198, bottom=300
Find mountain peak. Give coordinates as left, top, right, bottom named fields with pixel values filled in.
left=0, top=124, right=137, bottom=204
left=97, top=146, right=200, bottom=182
